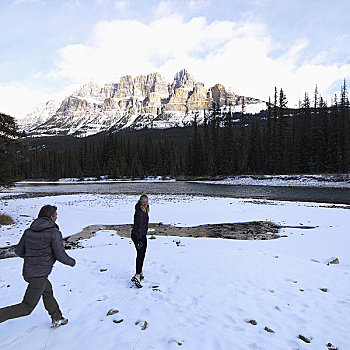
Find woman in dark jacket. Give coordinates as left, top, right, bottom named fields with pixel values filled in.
left=131, top=194, right=149, bottom=288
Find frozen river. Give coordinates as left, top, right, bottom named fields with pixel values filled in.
left=9, top=181, right=350, bottom=204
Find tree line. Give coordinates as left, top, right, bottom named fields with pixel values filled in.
left=186, top=81, right=349, bottom=177
left=2, top=82, right=350, bottom=184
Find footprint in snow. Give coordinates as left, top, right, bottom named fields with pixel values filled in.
left=168, top=337, right=184, bottom=346
left=170, top=275, right=180, bottom=283
left=140, top=308, right=151, bottom=316
left=64, top=307, right=73, bottom=315
left=159, top=265, right=168, bottom=274
left=0, top=326, right=37, bottom=349
left=25, top=326, right=37, bottom=334
left=190, top=296, right=199, bottom=305
left=224, top=314, right=237, bottom=324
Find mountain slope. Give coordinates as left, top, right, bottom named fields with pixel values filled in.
left=18, top=100, right=61, bottom=129
left=20, top=69, right=266, bottom=137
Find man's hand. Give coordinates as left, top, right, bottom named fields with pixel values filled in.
left=136, top=241, right=144, bottom=250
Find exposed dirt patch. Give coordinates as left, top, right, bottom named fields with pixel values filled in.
left=0, top=221, right=315, bottom=260
left=0, top=214, right=14, bottom=225
left=66, top=221, right=282, bottom=242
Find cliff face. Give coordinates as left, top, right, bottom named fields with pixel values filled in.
left=21, top=69, right=266, bottom=137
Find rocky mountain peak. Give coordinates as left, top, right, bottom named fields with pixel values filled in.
left=19, top=69, right=266, bottom=137
left=72, top=82, right=116, bottom=103
left=171, top=69, right=196, bottom=91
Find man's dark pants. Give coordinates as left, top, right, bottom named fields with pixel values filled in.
left=0, top=276, right=62, bottom=323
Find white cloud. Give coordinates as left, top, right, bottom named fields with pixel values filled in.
left=49, top=15, right=350, bottom=105
left=153, top=1, right=175, bottom=18
left=0, top=84, right=79, bottom=120
left=188, top=0, right=210, bottom=10
left=114, top=0, right=128, bottom=10
left=12, top=0, right=45, bottom=4
left=7, top=15, right=349, bottom=117
left=12, top=0, right=35, bottom=4
left=0, top=85, right=47, bottom=119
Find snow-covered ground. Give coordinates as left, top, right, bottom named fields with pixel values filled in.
left=0, top=193, right=349, bottom=349
left=191, top=174, right=350, bottom=188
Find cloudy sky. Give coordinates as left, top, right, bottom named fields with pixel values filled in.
left=1, top=0, right=350, bottom=118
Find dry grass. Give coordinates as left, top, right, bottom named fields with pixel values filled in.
left=0, top=214, right=14, bottom=225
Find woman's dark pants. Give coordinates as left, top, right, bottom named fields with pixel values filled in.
left=131, top=235, right=147, bottom=275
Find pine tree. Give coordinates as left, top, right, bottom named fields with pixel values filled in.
left=277, top=88, right=289, bottom=172
left=265, top=96, right=273, bottom=172
left=339, top=79, right=349, bottom=171
left=190, top=112, right=202, bottom=176
left=222, top=111, right=234, bottom=174
left=270, top=87, right=279, bottom=173
left=209, top=103, right=221, bottom=176
left=299, top=92, right=311, bottom=172
left=247, top=117, right=261, bottom=172
left=313, top=85, right=319, bottom=110
left=82, top=139, right=94, bottom=177
left=202, top=112, right=210, bottom=175
left=0, top=113, right=26, bottom=187
left=326, top=95, right=339, bottom=171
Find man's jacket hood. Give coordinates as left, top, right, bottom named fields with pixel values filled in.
left=30, top=217, right=58, bottom=232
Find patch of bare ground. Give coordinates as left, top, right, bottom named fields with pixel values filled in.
left=0, top=214, right=14, bottom=225
left=1, top=221, right=315, bottom=260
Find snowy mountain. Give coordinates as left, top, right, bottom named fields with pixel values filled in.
left=19, top=70, right=267, bottom=137
left=17, top=100, right=61, bottom=129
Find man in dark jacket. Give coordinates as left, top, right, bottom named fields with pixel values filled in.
left=0, top=205, right=76, bottom=328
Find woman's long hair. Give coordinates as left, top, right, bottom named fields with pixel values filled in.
left=138, top=194, right=149, bottom=213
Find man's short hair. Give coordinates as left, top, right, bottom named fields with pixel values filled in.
left=38, top=205, right=57, bottom=219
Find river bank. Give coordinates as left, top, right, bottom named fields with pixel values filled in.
left=15, top=173, right=350, bottom=188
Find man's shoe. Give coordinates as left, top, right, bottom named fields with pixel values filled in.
left=140, top=272, right=144, bottom=281
left=51, top=317, right=68, bottom=329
